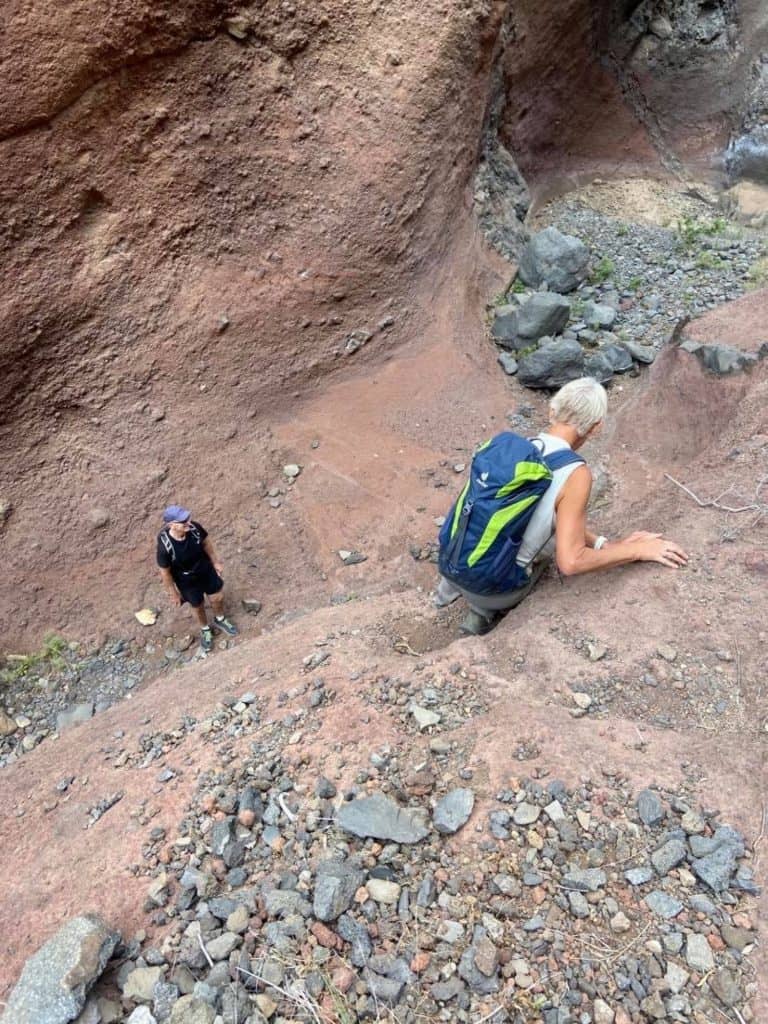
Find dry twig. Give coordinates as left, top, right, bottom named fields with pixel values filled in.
left=664, top=473, right=767, bottom=515
left=196, top=930, right=214, bottom=969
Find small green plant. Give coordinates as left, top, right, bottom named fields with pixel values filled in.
left=696, top=251, right=725, bottom=271
left=627, top=275, right=643, bottom=291
left=590, top=256, right=615, bottom=284
left=1, top=633, right=69, bottom=686
left=746, top=256, right=768, bottom=288
left=510, top=276, right=527, bottom=294
left=675, top=214, right=727, bottom=249
left=616, top=224, right=629, bottom=237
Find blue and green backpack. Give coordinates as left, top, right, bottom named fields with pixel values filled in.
left=438, top=433, right=584, bottom=595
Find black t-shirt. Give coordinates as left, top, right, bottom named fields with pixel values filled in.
left=156, top=521, right=210, bottom=576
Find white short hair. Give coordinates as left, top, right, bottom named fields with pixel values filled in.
left=549, top=377, right=608, bottom=436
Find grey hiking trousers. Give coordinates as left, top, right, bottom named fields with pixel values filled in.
left=435, top=560, right=549, bottom=619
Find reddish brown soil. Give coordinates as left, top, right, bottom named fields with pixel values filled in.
left=1, top=264, right=767, bottom=1010
left=1, top=0, right=768, bottom=1012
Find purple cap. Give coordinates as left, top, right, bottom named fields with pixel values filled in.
left=163, top=505, right=192, bottom=524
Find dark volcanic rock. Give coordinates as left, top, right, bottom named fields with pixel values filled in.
left=517, top=338, right=586, bottom=388
left=516, top=292, right=571, bottom=340
left=519, top=226, right=589, bottom=293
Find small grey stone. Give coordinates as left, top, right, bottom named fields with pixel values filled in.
left=430, top=976, right=465, bottom=1002
left=410, top=705, right=440, bottom=730
left=602, top=343, right=634, bottom=373
left=513, top=802, right=540, bottom=826
left=168, top=996, right=215, bottom=1024
left=364, top=970, right=404, bottom=1005
left=583, top=349, right=615, bottom=383
left=313, top=860, right=364, bottom=922
left=497, top=351, right=518, bottom=375
left=338, top=914, right=372, bottom=967
left=204, top=933, right=239, bottom=961
left=562, top=867, right=606, bottom=892
left=127, top=1008, right=157, bottom=1024
left=709, top=968, right=741, bottom=1007
left=583, top=301, right=616, bottom=329
left=625, top=865, right=654, bottom=886
left=720, top=924, right=754, bottom=951
left=691, top=842, right=743, bottom=892
left=263, top=889, right=312, bottom=918
left=685, top=932, right=715, bottom=973
left=123, top=967, right=164, bottom=1003
left=336, top=792, right=428, bottom=844
left=436, top=920, right=465, bottom=944
left=209, top=818, right=235, bottom=857
left=644, top=890, right=683, bottom=919
left=433, top=788, right=475, bottom=835
left=651, top=838, right=687, bottom=876
left=636, top=789, right=664, bottom=827
left=490, top=306, right=522, bottom=350
left=458, top=928, right=500, bottom=995
left=568, top=891, right=590, bottom=918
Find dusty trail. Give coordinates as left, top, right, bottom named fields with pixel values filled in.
left=1, top=209, right=766, bottom=1009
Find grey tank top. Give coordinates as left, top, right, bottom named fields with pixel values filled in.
left=516, top=433, right=584, bottom=569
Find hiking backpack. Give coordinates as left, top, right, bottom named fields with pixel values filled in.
left=159, top=523, right=202, bottom=563
left=438, top=433, right=584, bottom=595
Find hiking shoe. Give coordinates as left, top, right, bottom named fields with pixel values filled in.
left=213, top=615, right=239, bottom=636
left=200, top=626, right=214, bottom=652
left=459, top=610, right=496, bottom=637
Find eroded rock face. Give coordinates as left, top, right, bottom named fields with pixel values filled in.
left=494, top=0, right=768, bottom=183
left=0, top=0, right=764, bottom=645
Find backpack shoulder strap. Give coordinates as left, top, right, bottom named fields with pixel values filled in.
left=159, top=529, right=175, bottom=561
left=543, top=449, right=585, bottom=472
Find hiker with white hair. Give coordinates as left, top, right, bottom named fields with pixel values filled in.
left=435, top=377, right=688, bottom=635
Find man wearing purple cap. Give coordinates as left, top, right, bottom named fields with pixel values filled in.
left=156, top=505, right=238, bottom=652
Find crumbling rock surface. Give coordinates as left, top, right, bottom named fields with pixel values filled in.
left=0, top=0, right=766, bottom=648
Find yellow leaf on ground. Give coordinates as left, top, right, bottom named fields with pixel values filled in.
left=135, top=608, right=158, bottom=626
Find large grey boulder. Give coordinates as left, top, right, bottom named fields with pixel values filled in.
left=583, top=350, right=614, bottom=383
left=680, top=337, right=767, bottom=375
left=516, top=293, right=571, bottom=340
left=490, top=305, right=524, bottom=351
left=602, top=344, right=634, bottom=373
left=517, top=338, right=585, bottom=389
left=519, top=227, right=589, bottom=293
left=621, top=339, right=656, bottom=364
left=1, top=914, right=119, bottom=1024
left=313, top=860, right=364, bottom=921
left=336, top=792, right=428, bottom=844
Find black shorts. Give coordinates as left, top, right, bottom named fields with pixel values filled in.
left=174, top=564, right=224, bottom=608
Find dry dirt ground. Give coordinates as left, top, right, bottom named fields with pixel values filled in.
left=2, top=0, right=768, bottom=1014
left=0, top=208, right=766, bottom=1012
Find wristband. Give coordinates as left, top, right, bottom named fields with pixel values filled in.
left=594, top=536, right=608, bottom=550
